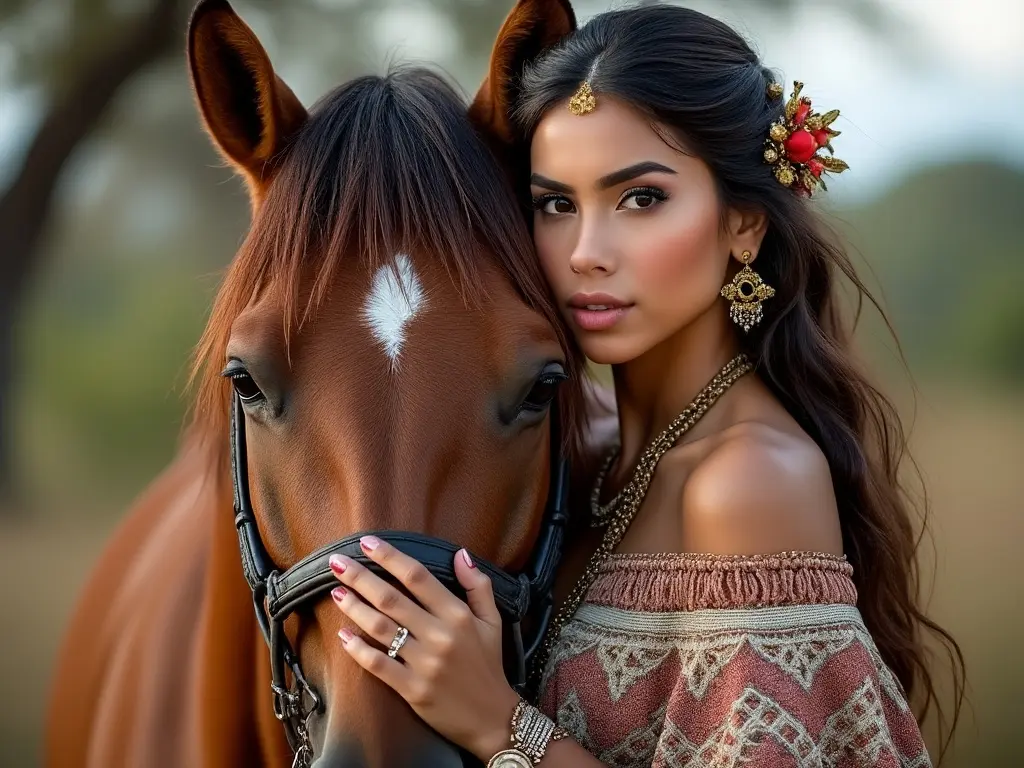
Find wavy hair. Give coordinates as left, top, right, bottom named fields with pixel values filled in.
left=515, top=4, right=965, bottom=758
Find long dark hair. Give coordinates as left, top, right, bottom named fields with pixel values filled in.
left=515, top=4, right=964, bottom=758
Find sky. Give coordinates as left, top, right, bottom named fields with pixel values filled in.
left=723, top=0, right=1024, bottom=202
left=1, top=0, right=1022, bottom=205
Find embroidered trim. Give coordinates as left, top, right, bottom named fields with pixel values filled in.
left=573, top=602, right=865, bottom=634
left=587, top=551, right=857, bottom=612
left=542, top=604, right=910, bottom=713
left=542, top=612, right=928, bottom=767
left=554, top=679, right=930, bottom=767
left=604, top=550, right=850, bottom=566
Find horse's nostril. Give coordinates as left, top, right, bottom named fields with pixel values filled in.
left=312, top=740, right=366, bottom=768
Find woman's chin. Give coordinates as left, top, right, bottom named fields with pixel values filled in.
left=579, top=335, right=642, bottom=367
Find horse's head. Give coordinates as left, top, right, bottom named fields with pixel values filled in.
left=186, top=0, right=577, bottom=764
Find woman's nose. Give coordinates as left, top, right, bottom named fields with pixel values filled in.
left=567, top=229, right=617, bottom=276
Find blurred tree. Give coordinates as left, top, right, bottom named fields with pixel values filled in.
left=0, top=0, right=185, bottom=507
left=838, top=161, right=1024, bottom=383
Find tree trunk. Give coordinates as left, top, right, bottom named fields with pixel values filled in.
left=0, top=0, right=182, bottom=508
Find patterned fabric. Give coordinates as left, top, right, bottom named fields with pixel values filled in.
left=538, top=553, right=930, bottom=767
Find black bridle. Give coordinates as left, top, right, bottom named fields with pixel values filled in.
left=229, top=394, right=570, bottom=767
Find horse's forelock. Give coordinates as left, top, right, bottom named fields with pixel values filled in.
left=187, top=65, right=587, bottom=474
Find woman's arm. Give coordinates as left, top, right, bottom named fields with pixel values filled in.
left=327, top=535, right=606, bottom=766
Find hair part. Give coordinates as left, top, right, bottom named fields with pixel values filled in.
left=516, top=4, right=964, bottom=758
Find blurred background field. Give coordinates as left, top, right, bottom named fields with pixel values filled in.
left=0, top=0, right=1021, bottom=765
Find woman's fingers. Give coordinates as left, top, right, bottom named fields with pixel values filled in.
left=331, top=586, right=420, bottom=661
left=454, top=549, right=501, bottom=628
left=329, top=549, right=435, bottom=631
left=338, top=628, right=416, bottom=697
left=352, top=535, right=471, bottom=620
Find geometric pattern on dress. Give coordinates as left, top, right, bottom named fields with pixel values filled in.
left=597, top=642, right=677, bottom=702
left=599, top=701, right=670, bottom=767
left=819, top=676, right=930, bottom=767
left=556, top=690, right=669, bottom=768
left=556, top=689, right=670, bottom=766
left=554, top=689, right=600, bottom=755
left=554, top=681, right=933, bottom=768
left=550, top=607, right=913, bottom=709
left=653, top=685, right=820, bottom=767
left=862, top=641, right=912, bottom=714
left=745, top=630, right=856, bottom=691
left=540, top=624, right=603, bottom=695
left=674, top=637, right=745, bottom=699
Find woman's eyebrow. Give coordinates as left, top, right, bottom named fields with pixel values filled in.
left=530, top=161, right=677, bottom=195
left=529, top=174, right=574, bottom=194
left=596, top=161, right=677, bottom=189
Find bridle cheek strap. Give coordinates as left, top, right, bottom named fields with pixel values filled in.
left=229, top=394, right=570, bottom=765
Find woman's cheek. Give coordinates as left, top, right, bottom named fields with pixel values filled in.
left=630, top=215, right=719, bottom=317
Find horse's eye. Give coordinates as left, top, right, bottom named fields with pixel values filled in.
left=520, top=367, right=567, bottom=414
left=230, top=372, right=264, bottom=403
left=220, top=362, right=265, bottom=404
left=221, top=359, right=266, bottom=404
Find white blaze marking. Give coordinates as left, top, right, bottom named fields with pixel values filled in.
left=362, top=253, right=426, bottom=370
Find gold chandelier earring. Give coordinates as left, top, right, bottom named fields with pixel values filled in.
left=720, top=250, right=775, bottom=332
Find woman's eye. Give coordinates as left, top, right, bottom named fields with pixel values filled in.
left=520, top=371, right=567, bottom=413
left=533, top=195, right=576, bottom=215
left=229, top=372, right=264, bottom=403
left=619, top=187, right=668, bottom=210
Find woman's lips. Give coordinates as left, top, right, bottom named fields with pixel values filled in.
left=569, top=305, right=632, bottom=331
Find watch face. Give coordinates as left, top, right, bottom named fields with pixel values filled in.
left=486, top=749, right=533, bottom=768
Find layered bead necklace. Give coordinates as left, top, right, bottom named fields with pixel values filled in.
left=527, top=353, right=753, bottom=693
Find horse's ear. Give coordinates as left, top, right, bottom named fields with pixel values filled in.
left=469, top=0, right=576, bottom=148
left=187, top=0, right=307, bottom=201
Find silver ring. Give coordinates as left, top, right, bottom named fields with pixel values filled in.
left=387, top=626, right=410, bottom=659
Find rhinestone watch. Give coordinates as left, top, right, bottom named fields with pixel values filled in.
left=486, top=698, right=569, bottom=767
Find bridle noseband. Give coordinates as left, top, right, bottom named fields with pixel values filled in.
left=229, top=395, right=570, bottom=767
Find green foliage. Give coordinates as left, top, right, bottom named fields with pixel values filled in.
left=14, top=253, right=216, bottom=510
left=835, top=161, right=1024, bottom=384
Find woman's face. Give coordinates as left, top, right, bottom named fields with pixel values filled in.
left=530, top=96, right=752, bottom=365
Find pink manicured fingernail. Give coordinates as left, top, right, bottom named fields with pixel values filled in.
left=360, top=535, right=380, bottom=552
left=461, top=548, right=476, bottom=569
left=329, top=555, right=347, bottom=574
left=331, top=586, right=347, bottom=602
left=339, top=628, right=354, bottom=644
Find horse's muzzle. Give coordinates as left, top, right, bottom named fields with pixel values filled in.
left=313, top=737, right=470, bottom=768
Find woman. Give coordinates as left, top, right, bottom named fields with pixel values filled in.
left=323, top=3, right=963, bottom=765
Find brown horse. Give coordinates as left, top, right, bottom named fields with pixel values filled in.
left=43, top=0, right=584, bottom=765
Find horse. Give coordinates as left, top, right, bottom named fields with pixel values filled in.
left=42, top=0, right=584, bottom=765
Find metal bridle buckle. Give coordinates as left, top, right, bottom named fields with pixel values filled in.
left=290, top=737, right=314, bottom=768
left=272, top=655, right=323, bottom=767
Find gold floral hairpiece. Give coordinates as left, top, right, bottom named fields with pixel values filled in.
left=568, top=81, right=596, bottom=116
left=763, top=81, right=848, bottom=197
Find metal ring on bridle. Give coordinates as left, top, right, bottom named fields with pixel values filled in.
left=387, top=626, right=410, bottom=659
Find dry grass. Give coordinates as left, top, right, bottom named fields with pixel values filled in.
left=0, top=518, right=116, bottom=767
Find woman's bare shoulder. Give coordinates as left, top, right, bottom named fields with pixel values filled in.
left=677, top=421, right=843, bottom=556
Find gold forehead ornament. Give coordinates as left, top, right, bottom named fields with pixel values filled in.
left=568, top=81, right=596, bottom=115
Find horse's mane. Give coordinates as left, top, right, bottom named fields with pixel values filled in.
left=186, top=66, right=586, bottom=478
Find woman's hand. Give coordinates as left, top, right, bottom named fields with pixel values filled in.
left=328, top=536, right=520, bottom=761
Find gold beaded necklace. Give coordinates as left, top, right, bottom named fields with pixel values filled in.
left=527, top=353, right=753, bottom=693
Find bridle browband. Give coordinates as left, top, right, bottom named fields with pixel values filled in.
left=229, top=394, right=570, bottom=767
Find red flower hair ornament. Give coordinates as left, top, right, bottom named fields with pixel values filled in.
left=764, top=81, right=849, bottom=197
